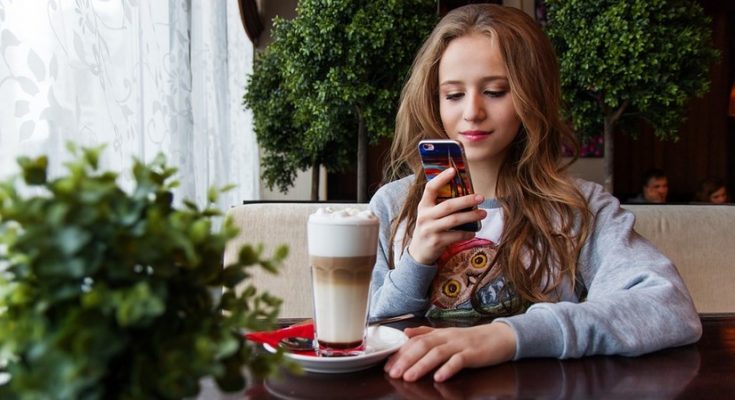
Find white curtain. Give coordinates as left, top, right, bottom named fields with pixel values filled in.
left=0, top=0, right=259, bottom=209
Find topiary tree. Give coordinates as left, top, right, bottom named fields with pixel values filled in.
left=244, top=0, right=436, bottom=201
left=244, top=44, right=355, bottom=200
left=544, top=0, right=719, bottom=192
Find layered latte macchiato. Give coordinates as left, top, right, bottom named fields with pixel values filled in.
left=307, top=207, right=379, bottom=357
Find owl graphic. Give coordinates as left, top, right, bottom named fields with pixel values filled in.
left=428, top=237, right=519, bottom=318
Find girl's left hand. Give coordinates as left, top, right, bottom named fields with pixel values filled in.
left=384, top=322, right=517, bottom=382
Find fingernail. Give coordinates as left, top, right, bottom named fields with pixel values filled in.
left=474, top=194, right=484, bottom=202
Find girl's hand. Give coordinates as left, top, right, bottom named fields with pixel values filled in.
left=408, top=167, right=486, bottom=265
left=384, top=322, right=517, bottom=382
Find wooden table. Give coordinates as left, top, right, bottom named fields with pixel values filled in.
left=201, top=314, right=735, bottom=399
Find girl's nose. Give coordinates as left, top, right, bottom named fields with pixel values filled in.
left=462, top=93, right=486, bottom=122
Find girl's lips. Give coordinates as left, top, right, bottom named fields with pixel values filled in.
left=460, top=130, right=491, bottom=142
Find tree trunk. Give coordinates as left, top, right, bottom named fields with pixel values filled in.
left=311, top=162, right=319, bottom=201
left=603, top=116, right=614, bottom=194
left=356, top=107, right=367, bottom=203
left=602, top=101, right=629, bottom=194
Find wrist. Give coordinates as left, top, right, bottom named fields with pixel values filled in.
left=490, top=321, right=517, bottom=361
left=407, top=245, right=433, bottom=266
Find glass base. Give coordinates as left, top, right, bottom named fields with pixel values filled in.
left=316, top=340, right=365, bottom=357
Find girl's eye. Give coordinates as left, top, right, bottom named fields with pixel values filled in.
left=484, top=90, right=506, bottom=98
left=445, top=93, right=464, bottom=101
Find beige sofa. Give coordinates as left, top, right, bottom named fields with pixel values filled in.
left=224, top=202, right=735, bottom=318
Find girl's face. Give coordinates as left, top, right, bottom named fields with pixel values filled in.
left=438, top=33, right=521, bottom=167
left=710, top=186, right=727, bottom=204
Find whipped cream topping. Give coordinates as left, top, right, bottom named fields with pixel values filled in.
left=309, top=207, right=377, bottom=225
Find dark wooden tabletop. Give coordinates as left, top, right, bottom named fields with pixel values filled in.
left=204, top=314, right=735, bottom=399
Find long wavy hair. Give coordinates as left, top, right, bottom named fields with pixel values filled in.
left=385, top=4, right=592, bottom=312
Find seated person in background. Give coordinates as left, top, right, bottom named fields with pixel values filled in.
left=628, top=168, right=668, bottom=203
left=694, top=177, right=728, bottom=204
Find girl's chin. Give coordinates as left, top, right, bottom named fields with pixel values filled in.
left=465, top=151, right=491, bottom=163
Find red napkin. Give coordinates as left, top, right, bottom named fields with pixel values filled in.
left=245, top=322, right=316, bottom=356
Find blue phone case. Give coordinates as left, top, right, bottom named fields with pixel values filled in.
left=418, top=140, right=480, bottom=232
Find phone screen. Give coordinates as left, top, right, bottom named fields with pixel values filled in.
left=418, top=139, right=480, bottom=231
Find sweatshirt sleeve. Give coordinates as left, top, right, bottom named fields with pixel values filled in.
left=368, top=179, right=437, bottom=318
left=495, top=181, right=702, bottom=359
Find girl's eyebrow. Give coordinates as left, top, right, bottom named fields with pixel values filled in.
left=439, top=76, right=508, bottom=87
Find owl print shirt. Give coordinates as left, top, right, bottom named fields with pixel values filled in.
left=368, top=175, right=701, bottom=361
left=424, top=199, right=523, bottom=319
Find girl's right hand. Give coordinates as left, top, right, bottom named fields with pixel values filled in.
left=408, top=168, right=487, bottom=265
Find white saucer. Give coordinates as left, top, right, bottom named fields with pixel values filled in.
left=263, top=325, right=407, bottom=374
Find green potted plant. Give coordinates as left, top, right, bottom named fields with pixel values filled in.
left=0, top=145, right=288, bottom=399
left=544, top=0, right=719, bottom=192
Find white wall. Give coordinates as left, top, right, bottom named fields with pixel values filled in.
left=565, top=158, right=605, bottom=185
left=259, top=164, right=328, bottom=201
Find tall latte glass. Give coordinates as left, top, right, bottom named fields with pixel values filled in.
left=307, top=208, right=379, bottom=357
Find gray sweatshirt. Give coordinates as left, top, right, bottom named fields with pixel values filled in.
left=368, top=175, right=701, bottom=360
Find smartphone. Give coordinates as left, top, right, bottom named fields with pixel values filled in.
left=418, top=139, right=481, bottom=232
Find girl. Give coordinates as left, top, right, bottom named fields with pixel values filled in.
left=368, top=4, right=700, bottom=382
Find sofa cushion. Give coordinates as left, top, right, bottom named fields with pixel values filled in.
left=623, top=204, right=735, bottom=314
